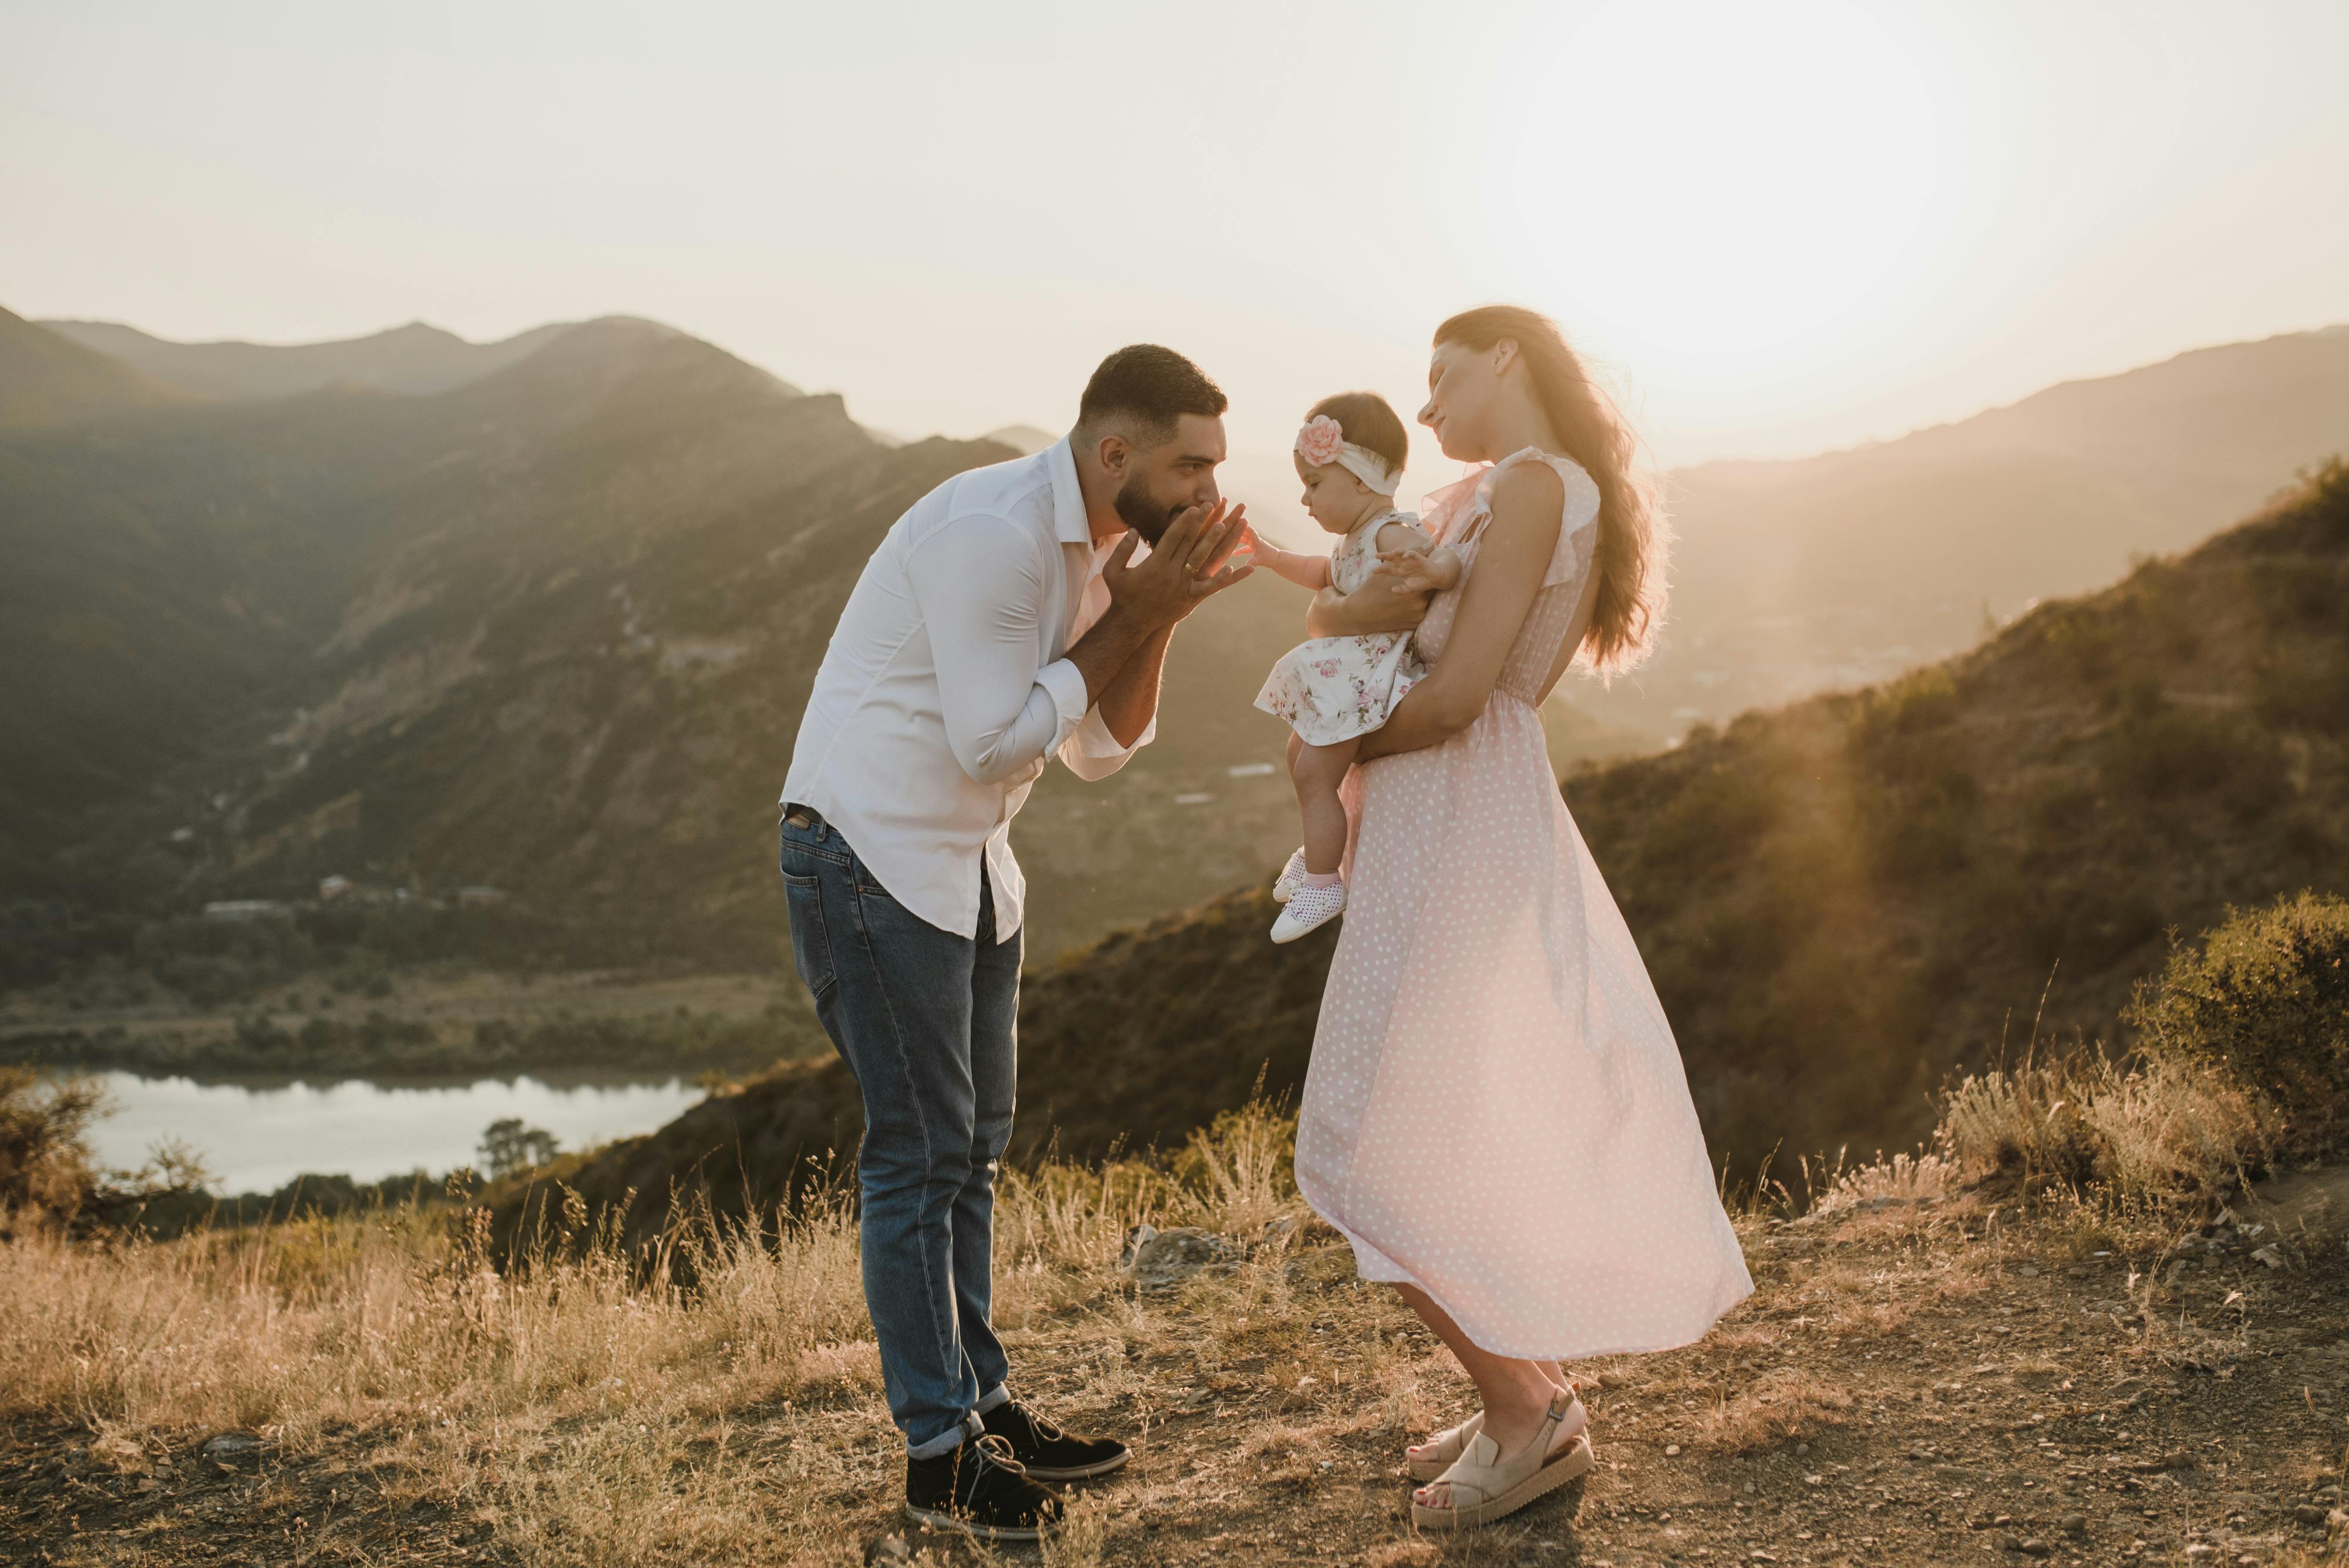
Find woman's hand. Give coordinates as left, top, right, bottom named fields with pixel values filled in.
left=1305, top=579, right=1432, bottom=639
left=1355, top=462, right=1565, bottom=762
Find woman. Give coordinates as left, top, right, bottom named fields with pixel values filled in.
left=1295, top=305, right=1753, bottom=1531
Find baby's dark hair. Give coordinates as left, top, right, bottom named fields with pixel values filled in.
left=1307, top=391, right=1408, bottom=476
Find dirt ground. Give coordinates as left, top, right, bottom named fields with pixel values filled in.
left=8, top=1171, right=2348, bottom=1568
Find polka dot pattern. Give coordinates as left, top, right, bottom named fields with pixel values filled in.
left=1295, top=450, right=1756, bottom=1361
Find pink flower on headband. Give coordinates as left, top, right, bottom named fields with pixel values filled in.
left=1295, top=415, right=1345, bottom=467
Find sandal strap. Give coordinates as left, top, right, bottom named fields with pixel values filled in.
left=1423, top=1394, right=1578, bottom=1509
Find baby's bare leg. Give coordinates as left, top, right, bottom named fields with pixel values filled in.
left=1290, top=736, right=1361, bottom=875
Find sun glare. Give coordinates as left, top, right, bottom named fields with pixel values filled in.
left=1499, top=1, right=1958, bottom=376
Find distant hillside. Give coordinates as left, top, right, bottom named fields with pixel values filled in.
left=38, top=318, right=588, bottom=401
left=11, top=312, right=2344, bottom=1003
left=525, top=459, right=2349, bottom=1241
left=1, top=310, right=1635, bottom=987
left=0, top=305, right=189, bottom=426
left=978, top=423, right=1057, bottom=455
left=1593, top=324, right=2349, bottom=742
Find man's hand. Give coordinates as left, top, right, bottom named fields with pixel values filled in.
left=1103, top=500, right=1254, bottom=630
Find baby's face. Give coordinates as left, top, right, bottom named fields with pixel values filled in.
left=1295, top=455, right=1375, bottom=535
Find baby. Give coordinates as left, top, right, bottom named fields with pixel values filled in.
left=1247, top=393, right=1460, bottom=943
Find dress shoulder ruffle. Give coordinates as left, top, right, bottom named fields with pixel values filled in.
left=1425, top=447, right=1601, bottom=590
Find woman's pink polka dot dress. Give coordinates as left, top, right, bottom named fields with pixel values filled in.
left=1297, top=449, right=1755, bottom=1360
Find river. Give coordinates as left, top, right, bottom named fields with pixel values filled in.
left=82, top=1071, right=708, bottom=1195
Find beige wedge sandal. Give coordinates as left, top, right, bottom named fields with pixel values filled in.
left=1410, top=1391, right=1593, bottom=1532
left=1406, top=1411, right=1482, bottom=1482
left=1408, top=1391, right=1581, bottom=1481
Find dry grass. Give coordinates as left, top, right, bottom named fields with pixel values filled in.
left=11, top=1092, right=2348, bottom=1566
left=1812, top=1150, right=1953, bottom=1213
left=1690, top=1367, right=1856, bottom=1453
left=1903, top=1045, right=2281, bottom=1209
left=0, top=1104, right=1316, bottom=1567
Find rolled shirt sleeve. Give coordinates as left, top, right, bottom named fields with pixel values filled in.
left=1058, top=702, right=1153, bottom=781
left=907, top=515, right=1089, bottom=786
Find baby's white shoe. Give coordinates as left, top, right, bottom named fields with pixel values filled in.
left=1270, top=879, right=1345, bottom=943
left=1271, top=846, right=1308, bottom=904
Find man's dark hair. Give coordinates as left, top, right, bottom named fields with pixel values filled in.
left=1075, top=344, right=1227, bottom=446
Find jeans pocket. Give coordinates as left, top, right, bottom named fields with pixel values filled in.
left=782, top=871, right=836, bottom=1000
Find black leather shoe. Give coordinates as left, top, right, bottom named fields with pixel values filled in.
left=905, top=1432, right=1062, bottom=1542
left=981, top=1397, right=1130, bottom=1482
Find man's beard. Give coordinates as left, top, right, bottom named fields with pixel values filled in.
left=1113, top=473, right=1184, bottom=544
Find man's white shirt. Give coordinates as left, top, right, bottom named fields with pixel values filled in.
left=781, top=437, right=1152, bottom=941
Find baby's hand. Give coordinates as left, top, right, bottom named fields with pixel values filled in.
left=1375, top=546, right=1458, bottom=595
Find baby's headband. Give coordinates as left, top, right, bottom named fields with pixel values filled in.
left=1295, top=414, right=1401, bottom=497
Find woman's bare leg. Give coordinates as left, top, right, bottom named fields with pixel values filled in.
left=1395, top=1282, right=1582, bottom=1506
left=1290, top=737, right=1359, bottom=875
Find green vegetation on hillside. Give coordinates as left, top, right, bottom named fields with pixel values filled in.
left=504, top=460, right=2349, bottom=1234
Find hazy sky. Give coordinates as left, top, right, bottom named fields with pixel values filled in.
left=6, top=0, right=2348, bottom=484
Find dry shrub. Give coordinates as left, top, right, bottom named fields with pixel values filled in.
left=1937, top=1047, right=2279, bottom=1208
left=1939, top=1056, right=2101, bottom=1191
left=2074, top=1052, right=2280, bottom=1201
left=1169, top=1101, right=1300, bottom=1235
left=2127, top=890, right=2349, bottom=1146
left=1811, top=1150, right=1954, bottom=1214
left=1692, top=1367, right=1854, bottom=1452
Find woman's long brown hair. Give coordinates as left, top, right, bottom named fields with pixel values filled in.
left=1433, top=305, right=1667, bottom=674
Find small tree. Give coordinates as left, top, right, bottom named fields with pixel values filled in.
left=478, top=1117, right=560, bottom=1180
left=2128, top=891, right=2349, bottom=1146
left=0, top=1067, right=104, bottom=1222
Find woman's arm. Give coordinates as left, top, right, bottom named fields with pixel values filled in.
left=1303, top=575, right=1432, bottom=637
left=1356, top=463, right=1565, bottom=761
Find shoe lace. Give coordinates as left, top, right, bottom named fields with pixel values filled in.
left=1005, top=1399, right=1065, bottom=1442
left=970, top=1432, right=1028, bottom=1476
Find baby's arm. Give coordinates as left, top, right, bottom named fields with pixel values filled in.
left=1240, top=526, right=1331, bottom=592
left=1372, top=520, right=1462, bottom=594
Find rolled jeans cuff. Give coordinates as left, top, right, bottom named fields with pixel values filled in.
left=973, top=1382, right=1011, bottom=1416
left=907, top=1410, right=983, bottom=1461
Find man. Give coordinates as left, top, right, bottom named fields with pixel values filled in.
left=778, top=345, right=1250, bottom=1540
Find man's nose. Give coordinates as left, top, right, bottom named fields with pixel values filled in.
left=1417, top=400, right=1438, bottom=427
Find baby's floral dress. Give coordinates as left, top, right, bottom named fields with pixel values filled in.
left=1254, top=510, right=1425, bottom=747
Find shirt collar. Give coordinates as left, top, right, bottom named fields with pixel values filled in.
left=1045, top=436, right=1093, bottom=548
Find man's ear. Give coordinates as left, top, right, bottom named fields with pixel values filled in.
left=1093, top=431, right=1131, bottom=480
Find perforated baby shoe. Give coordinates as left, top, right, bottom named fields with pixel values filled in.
left=1271, top=846, right=1308, bottom=904
left=1270, top=879, right=1345, bottom=943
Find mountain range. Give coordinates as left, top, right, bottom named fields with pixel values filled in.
left=1598, top=325, right=2349, bottom=740
left=38, top=318, right=588, bottom=402
left=3, top=306, right=2344, bottom=990
left=0, top=309, right=1408, bottom=968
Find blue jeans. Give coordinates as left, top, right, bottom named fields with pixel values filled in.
left=778, top=809, right=1020, bottom=1458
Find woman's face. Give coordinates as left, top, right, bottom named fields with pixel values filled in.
left=1418, top=338, right=1510, bottom=462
